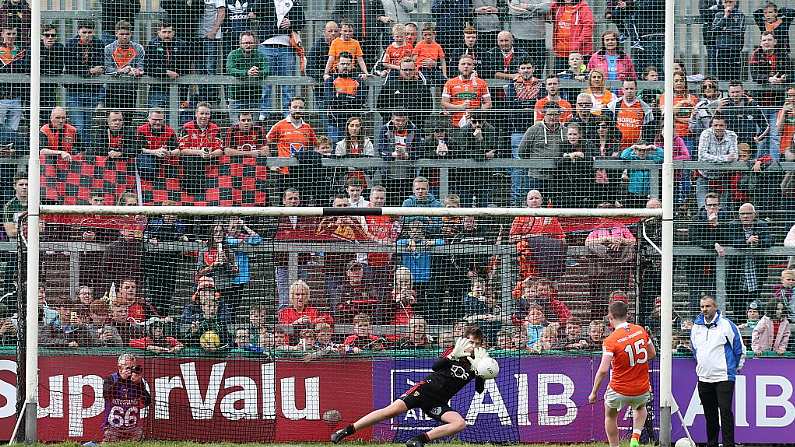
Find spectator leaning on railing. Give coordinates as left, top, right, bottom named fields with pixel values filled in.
left=226, top=31, right=269, bottom=124
left=103, top=20, right=144, bottom=111
left=726, top=202, right=771, bottom=315
left=64, top=21, right=104, bottom=134
left=144, top=21, right=189, bottom=111
left=696, top=114, right=738, bottom=210
left=40, top=107, right=81, bottom=162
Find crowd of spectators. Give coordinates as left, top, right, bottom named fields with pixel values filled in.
left=0, top=0, right=794, bottom=357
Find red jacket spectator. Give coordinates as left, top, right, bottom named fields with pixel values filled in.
left=551, top=0, right=594, bottom=58
left=277, top=306, right=334, bottom=326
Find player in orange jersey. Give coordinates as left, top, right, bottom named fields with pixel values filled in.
left=588, top=301, right=656, bottom=447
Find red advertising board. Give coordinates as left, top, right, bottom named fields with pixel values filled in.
left=0, top=356, right=372, bottom=442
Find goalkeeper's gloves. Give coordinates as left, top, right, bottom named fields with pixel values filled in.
left=447, top=337, right=473, bottom=360
left=470, top=347, right=488, bottom=372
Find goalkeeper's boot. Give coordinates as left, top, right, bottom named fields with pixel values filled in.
left=331, top=424, right=354, bottom=444
left=406, top=434, right=427, bottom=447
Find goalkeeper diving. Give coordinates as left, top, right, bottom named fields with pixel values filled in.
left=331, top=326, right=497, bottom=447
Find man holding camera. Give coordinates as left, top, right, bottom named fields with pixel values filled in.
left=101, top=353, right=151, bottom=442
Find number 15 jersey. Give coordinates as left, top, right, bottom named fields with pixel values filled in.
left=603, top=322, right=652, bottom=396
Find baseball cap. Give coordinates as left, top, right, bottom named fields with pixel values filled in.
left=196, top=276, right=216, bottom=292
left=748, top=300, right=759, bottom=310
left=346, top=260, right=364, bottom=271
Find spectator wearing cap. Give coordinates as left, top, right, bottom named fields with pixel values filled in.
left=519, top=102, right=567, bottom=197
left=737, top=299, right=761, bottom=335
left=180, top=276, right=232, bottom=348
left=333, top=260, right=385, bottom=323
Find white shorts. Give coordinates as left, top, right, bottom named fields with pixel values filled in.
left=604, top=387, right=650, bottom=410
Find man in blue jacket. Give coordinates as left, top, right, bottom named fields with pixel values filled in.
left=690, top=295, right=746, bottom=447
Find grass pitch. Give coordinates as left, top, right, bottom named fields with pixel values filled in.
left=43, top=443, right=611, bottom=447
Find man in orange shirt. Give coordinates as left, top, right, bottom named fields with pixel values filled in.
left=266, top=97, right=317, bottom=199
left=441, top=54, right=492, bottom=127
left=588, top=301, right=657, bottom=447
left=609, top=79, right=654, bottom=150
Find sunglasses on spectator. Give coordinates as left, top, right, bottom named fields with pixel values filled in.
left=43, top=33, right=56, bottom=37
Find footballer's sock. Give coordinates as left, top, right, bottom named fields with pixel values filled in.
left=630, top=429, right=642, bottom=447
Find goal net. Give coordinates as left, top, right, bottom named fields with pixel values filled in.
left=20, top=203, right=662, bottom=444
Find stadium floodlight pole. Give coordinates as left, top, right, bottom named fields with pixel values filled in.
left=22, top=0, right=42, bottom=443
left=39, top=205, right=663, bottom=219
left=659, top=0, right=676, bottom=444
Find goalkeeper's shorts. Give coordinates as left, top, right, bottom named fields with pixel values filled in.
left=399, top=381, right=453, bottom=422
left=604, top=387, right=651, bottom=411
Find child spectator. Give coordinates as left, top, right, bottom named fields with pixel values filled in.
left=196, top=222, right=239, bottom=301
left=752, top=300, right=790, bottom=356
left=638, top=66, right=662, bottom=107
left=129, top=320, right=183, bottom=354
left=557, top=52, right=588, bottom=103
left=343, top=313, right=385, bottom=353
left=394, top=317, right=435, bottom=349
left=523, top=303, right=547, bottom=348
left=462, top=278, right=501, bottom=343
left=563, top=319, right=588, bottom=350
left=774, top=269, right=795, bottom=319
left=496, top=327, right=517, bottom=350
left=387, top=266, right=417, bottom=326
left=584, top=319, right=605, bottom=350
left=223, top=216, right=263, bottom=315
left=738, top=300, right=761, bottom=336
left=412, top=24, right=447, bottom=86
left=378, top=23, right=414, bottom=78
left=396, top=219, right=444, bottom=315
left=530, top=324, right=563, bottom=352
left=405, top=22, right=418, bottom=46
left=289, top=328, right=319, bottom=352
left=324, top=21, right=370, bottom=80
left=304, top=322, right=344, bottom=360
